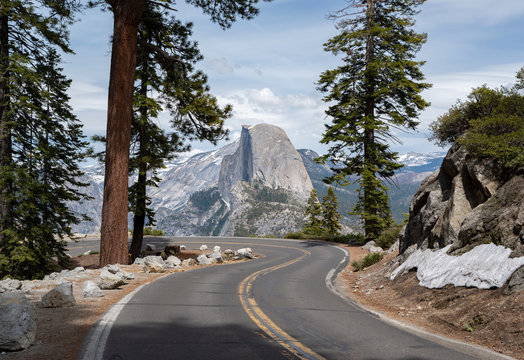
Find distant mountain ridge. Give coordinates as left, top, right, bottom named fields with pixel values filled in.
left=70, top=127, right=444, bottom=235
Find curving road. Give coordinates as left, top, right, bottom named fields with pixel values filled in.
left=77, top=237, right=510, bottom=360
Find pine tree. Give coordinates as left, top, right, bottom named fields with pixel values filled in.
left=317, top=0, right=430, bottom=240
left=303, top=189, right=324, bottom=236
left=89, top=0, right=272, bottom=266
left=0, top=43, right=90, bottom=278
left=321, top=186, right=342, bottom=236
left=127, top=5, right=231, bottom=261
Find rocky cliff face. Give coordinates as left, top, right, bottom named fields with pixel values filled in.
left=400, top=143, right=524, bottom=258
left=150, top=123, right=313, bottom=237
left=219, top=124, right=313, bottom=202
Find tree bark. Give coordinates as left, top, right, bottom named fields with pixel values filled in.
left=129, top=163, right=146, bottom=261
left=99, top=0, right=145, bottom=267
left=129, top=59, right=148, bottom=262
left=0, top=12, right=11, bottom=248
left=363, top=0, right=376, bottom=239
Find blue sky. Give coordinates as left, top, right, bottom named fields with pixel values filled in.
left=63, top=0, right=524, bottom=157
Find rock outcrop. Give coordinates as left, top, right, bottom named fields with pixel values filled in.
left=219, top=124, right=313, bottom=202
left=0, top=293, right=36, bottom=351
left=41, top=282, right=75, bottom=308
left=400, top=143, right=524, bottom=258
left=160, top=124, right=314, bottom=237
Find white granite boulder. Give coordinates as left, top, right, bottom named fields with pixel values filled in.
left=143, top=256, right=166, bottom=273
left=210, top=252, right=223, bottom=264
left=165, top=256, right=181, bottom=268
left=82, top=281, right=104, bottom=298
left=97, top=269, right=125, bottom=290
left=237, top=248, right=254, bottom=259
left=133, top=257, right=145, bottom=265
left=197, top=254, right=213, bottom=265
left=41, top=282, right=75, bottom=308
left=223, top=249, right=236, bottom=261
left=0, top=279, right=22, bottom=293
left=199, top=244, right=208, bottom=252
left=182, top=258, right=196, bottom=266
left=102, top=264, right=134, bottom=281
left=0, top=293, right=36, bottom=351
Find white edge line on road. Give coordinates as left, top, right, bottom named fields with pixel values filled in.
left=324, top=245, right=516, bottom=360
left=77, top=273, right=172, bottom=360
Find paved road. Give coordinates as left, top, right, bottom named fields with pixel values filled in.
left=78, top=237, right=509, bottom=360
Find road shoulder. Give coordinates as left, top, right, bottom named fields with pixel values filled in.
left=337, top=246, right=523, bottom=360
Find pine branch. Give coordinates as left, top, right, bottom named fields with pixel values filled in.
left=137, top=38, right=187, bottom=78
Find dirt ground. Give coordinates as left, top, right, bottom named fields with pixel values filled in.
left=3, top=246, right=523, bottom=360
left=340, top=246, right=524, bottom=360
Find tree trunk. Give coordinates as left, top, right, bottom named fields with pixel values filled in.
left=129, top=57, right=149, bottom=262
left=129, top=164, right=146, bottom=261
left=129, top=122, right=147, bottom=261
left=0, top=12, right=11, bottom=247
left=99, top=0, right=145, bottom=267
left=363, top=0, right=376, bottom=239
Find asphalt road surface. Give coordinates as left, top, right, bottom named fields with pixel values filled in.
left=77, top=237, right=510, bottom=360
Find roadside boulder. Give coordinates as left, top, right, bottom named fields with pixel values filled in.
left=197, top=254, right=213, bottom=265
left=213, top=246, right=221, bottom=253
left=210, top=252, right=223, bottom=264
left=223, top=249, right=236, bottom=261
left=133, top=257, right=145, bottom=266
left=143, top=256, right=166, bottom=273
left=237, top=248, right=254, bottom=259
left=182, top=258, right=196, bottom=266
left=41, top=282, right=75, bottom=308
left=0, top=279, right=22, bottom=293
left=199, top=244, right=208, bottom=252
left=102, top=264, right=134, bottom=281
left=505, top=266, right=524, bottom=295
left=97, top=269, right=125, bottom=290
left=165, top=256, right=181, bottom=268
left=82, top=281, right=104, bottom=298
left=0, top=293, right=36, bottom=351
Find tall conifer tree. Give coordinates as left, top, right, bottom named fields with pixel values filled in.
left=303, top=189, right=324, bottom=236
left=317, top=0, right=430, bottom=240
left=89, top=0, right=272, bottom=266
left=321, top=186, right=342, bottom=236
left=127, top=5, right=231, bottom=261
left=0, top=2, right=89, bottom=279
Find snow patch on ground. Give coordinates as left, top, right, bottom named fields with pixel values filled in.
left=391, top=244, right=524, bottom=289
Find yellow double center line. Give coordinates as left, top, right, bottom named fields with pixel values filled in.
left=238, top=245, right=326, bottom=360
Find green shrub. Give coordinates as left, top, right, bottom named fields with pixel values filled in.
left=284, top=232, right=307, bottom=239
left=352, top=252, right=384, bottom=271
left=430, top=77, right=524, bottom=173
left=143, top=227, right=164, bottom=236
left=375, top=222, right=403, bottom=250
left=459, top=114, right=524, bottom=172
left=283, top=231, right=365, bottom=245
